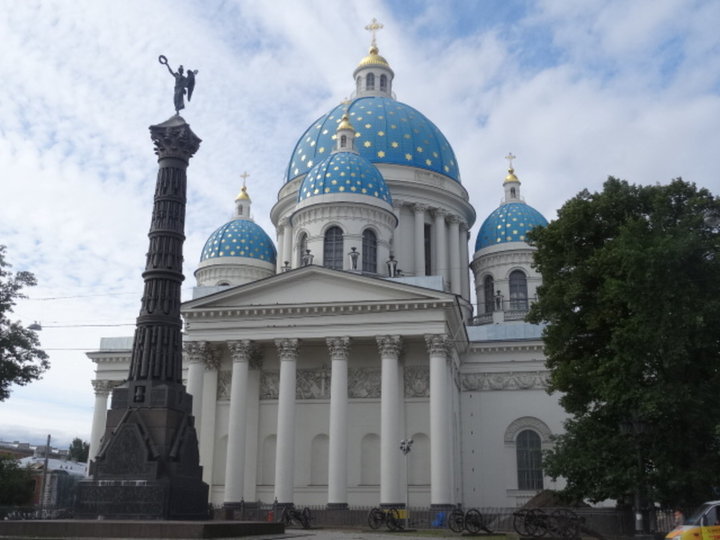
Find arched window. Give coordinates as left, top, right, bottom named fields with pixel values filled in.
left=516, top=430, right=543, bottom=490
left=366, top=73, right=375, bottom=91
left=509, top=270, right=528, bottom=310
left=362, top=229, right=377, bottom=273
left=298, top=233, right=308, bottom=266
left=323, top=226, right=344, bottom=270
left=380, top=74, right=387, bottom=92
left=510, top=187, right=517, bottom=198
left=483, top=275, right=494, bottom=314
left=340, top=134, right=347, bottom=148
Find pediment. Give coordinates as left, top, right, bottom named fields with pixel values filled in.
left=182, top=266, right=455, bottom=311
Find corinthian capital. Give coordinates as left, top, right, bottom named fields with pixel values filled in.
left=227, top=340, right=254, bottom=363
left=376, top=335, right=403, bottom=358
left=91, top=379, right=120, bottom=396
left=425, top=334, right=450, bottom=357
left=327, top=337, right=351, bottom=360
left=413, top=203, right=428, bottom=214
left=275, top=338, right=299, bottom=362
left=183, top=341, right=211, bottom=364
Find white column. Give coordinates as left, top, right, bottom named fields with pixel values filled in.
left=426, top=334, right=452, bottom=506
left=88, top=379, right=114, bottom=469
left=447, top=216, right=461, bottom=295
left=224, top=340, right=253, bottom=505
left=274, top=338, right=299, bottom=504
left=184, top=341, right=210, bottom=424
left=199, top=349, right=219, bottom=486
left=433, top=209, right=448, bottom=282
left=276, top=226, right=285, bottom=273
left=413, top=204, right=426, bottom=276
left=327, top=337, right=351, bottom=507
left=282, top=219, right=293, bottom=269
left=459, top=222, right=471, bottom=301
left=377, top=335, right=403, bottom=505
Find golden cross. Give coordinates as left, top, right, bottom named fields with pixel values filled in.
left=240, top=171, right=250, bottom=187
left=505, top=152, right=516, bottom=170
left=365, top=17, right=384, bottom=48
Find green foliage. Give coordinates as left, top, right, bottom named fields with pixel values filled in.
left=0, top=245, right=49, bottom=401
left=0, top=455, right=35, bottom=505
left=68, top=438, right=89, bottom=463
left=528, top=178, right=720, bottom=507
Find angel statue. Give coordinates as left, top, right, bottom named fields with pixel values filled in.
left=159, top=55, right=198, bottom=114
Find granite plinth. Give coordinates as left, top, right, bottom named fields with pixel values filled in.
left=0, top=519, right=283, bottom=539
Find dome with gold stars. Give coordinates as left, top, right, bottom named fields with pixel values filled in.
left=298, top=151, right=392, bottom=205
left=286, top=96, right=461, bottom=184
left=200, top=219, right=277, bottom=264
left=475, top=202, right=548, bottom=251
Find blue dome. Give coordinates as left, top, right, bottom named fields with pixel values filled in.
left=475, top=202, right=548, bottom=251
left=286, top=96, right=461, bottom=184
left=298, top=151, right=392, bottom=205
left=200, top=219, right=277, bottom=264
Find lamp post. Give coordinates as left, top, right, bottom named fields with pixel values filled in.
left=620, top=415, right=647, bottom=536
left=400, top=438, right=413, bottom=530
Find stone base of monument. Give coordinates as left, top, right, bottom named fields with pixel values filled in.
left=0, top=519, right=284, bottom=539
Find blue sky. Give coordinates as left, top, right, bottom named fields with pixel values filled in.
left=1, top=0, right=719, bottom=448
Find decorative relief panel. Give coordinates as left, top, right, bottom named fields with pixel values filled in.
left=260, top=371, right=280, bottom=400
left=461, top=371, right=549, bottom=391
left=217, top=370, right=231, bottom=401
left=296, top=367, right=331, bottom=399
left=348, top=367, right=381, bottom=399
left=404, top=366, right=429, bottom=398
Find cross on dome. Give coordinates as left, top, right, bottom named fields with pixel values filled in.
left=505, top=152, right=516, bottom=171
left=365, top=17, right=384, bottom=48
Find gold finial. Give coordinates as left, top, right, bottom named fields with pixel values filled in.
left=365, top=17, right=384, bottom=49
left=337, top=113, right=355, bottom=132
left=236, top=171, right=251, bottom=200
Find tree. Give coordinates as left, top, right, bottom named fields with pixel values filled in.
left=527, top=178, right=720, bottom=507
left=0, top=245, right=48, bottom=401
left=68, top=438, right=89, bottom=463
left=0, top=455, right=35, bottom=505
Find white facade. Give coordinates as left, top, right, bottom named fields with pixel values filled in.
left=87, top=37, right=567, bottom=510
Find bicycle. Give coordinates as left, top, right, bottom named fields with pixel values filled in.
left=367, top=506, right=404, bottom=531
left=280, top=503, right=312, bottom=529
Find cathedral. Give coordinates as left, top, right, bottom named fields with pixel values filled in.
left=87, top=29, right=566, bottom=510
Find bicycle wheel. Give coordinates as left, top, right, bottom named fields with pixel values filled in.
left=514, top=509, right=530, bottom=536
left=448, top=509, right=465, bottom=533
left=465, top=508, right=484, bottom=534
left=525, top=509, right=548, bottom=538
left=387, top=508, right=403, bottom=531
left=551, top=509, right=579, bottom=538
left=300, top=507, right=312, bottom=529
left=280, top=508, right=291, bottom=526
left=368, top=507, right=384, bottom=529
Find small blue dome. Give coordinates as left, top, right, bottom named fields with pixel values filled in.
left=475, top=202, right=548, bottom=251
left=200, top=219, right=277, bottom=264
left=298, top=151, right=392, bottom=205
left=287, top=96, right=461, bottom=184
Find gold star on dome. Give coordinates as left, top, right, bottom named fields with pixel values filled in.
left=378, top=151, right=385, bottom=157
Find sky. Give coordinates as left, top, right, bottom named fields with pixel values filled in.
left=1, top=0, right=719, bottom=449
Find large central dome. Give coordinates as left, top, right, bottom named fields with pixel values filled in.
left=286, top=96, right=461, bottom=184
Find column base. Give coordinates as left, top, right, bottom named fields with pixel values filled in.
left=380, top=502, right=405, bottom=508
left=326, top=502, right=348, bottom=510
left=431, top=503, right=455, bottom=511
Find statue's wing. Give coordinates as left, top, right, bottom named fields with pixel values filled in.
left=186, top=71, right=196, bottom=101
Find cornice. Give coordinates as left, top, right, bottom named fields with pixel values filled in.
left=467, top=342, right=544, bottom=354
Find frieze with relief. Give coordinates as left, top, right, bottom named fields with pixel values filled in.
left=461, top=371, right=549, bottom=391
left=404, top=366, right=429, bottom=397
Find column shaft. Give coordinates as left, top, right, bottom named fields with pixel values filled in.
left=459, top=223, right=471, bottom=301
left=448, top=217, right=461, bottom=295
left=426, top=335, right=452, bottom=505
left=275, top=338, right=299, bottom=504
left=327, top=337, right=350, bottom=506
left=224, top=341, right=252, bottom=504
left=88, top=380, right=112, bottom=468
left=414, top=205, right=426, bottom=276
left=378, top=335, right=403, bottom=505
left=434, top=210, right=448, bottom=282
left=283, top=222, right=293, bottom=269
left=199, top=362, right=218, bottom=485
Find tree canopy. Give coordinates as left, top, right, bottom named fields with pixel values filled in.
left=0, top=455, right=35, bottom=505
left=68, top=438, right=89, bottom=463
left=527, top=178, right=720, bottom=507
left=0, top=245, right=48, bottom=401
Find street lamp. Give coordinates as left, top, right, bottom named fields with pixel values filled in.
left=620, top=415, right=647, bottom=536
left=400, top=438, right=414, bottom=530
